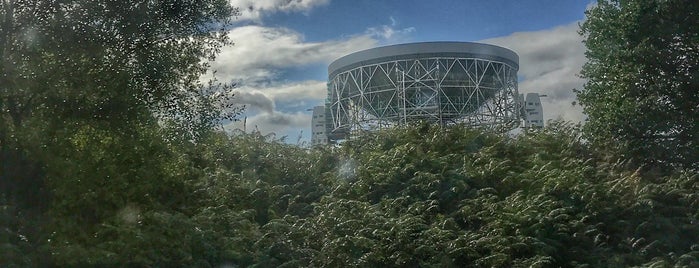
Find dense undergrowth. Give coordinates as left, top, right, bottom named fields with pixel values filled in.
left=3, top=122, right=696, bottom=267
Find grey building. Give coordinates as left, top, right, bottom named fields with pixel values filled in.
left=313, top=41, right=543, bottom=144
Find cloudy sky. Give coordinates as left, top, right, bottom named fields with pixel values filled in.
left=213, top=0, right=593, bottom=142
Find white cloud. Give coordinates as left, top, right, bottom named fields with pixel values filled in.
left=226, top=111, right=311, bottom=137
left=228, top=90, right=276, bottom=114
left=209, top=15, right=418, bottom=86
left=366, top=16, right=415, bottom=42
left=227, top=80, right=326, bottom=114
left=366, top=25, right=415, bottom=40
left=247, top=80, right=326, bottom=101
left=481, top=22, right=587, bottom=123
left=209, top=25, right=376, bottom=84
left=230, top=0, right=330, bottom=21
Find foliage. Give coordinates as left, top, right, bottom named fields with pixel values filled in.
left=242, top=123, right=697, bottom=267
left=1, top=0, right=697, bottom=266
left=2, top=118, right=698, bottom=266
left=577, top=0, right=699, bottom=171
left=1, top=0, right=240, bottom=266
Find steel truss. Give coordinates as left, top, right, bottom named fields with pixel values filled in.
left=327, top=57, right=519, bottom=139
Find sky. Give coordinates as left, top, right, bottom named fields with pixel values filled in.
left=210, top=0, right=594, bottom=143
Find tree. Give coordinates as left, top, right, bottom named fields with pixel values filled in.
left=0, top=0, right=241, bottom=265
left=1, top=0, right=240, bottom=137
left=577, top=0, right=699, bottom=171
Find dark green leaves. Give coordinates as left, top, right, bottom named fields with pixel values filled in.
left=578, top=0, right=699, bottom=171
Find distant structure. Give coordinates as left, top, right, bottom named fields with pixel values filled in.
left=310, top=106, right=328, bottom=146
left=312, top=41, right=543, bottom=144
left=521, top=93, right=544, bottom=128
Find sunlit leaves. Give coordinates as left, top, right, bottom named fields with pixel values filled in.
left=277, top=122, right=698, bottom=267
left=4, top=112, right=697, bottom=266
left=578, top=0, right=699, bottom=171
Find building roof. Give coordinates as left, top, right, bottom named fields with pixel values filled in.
left=328, top=41, right=519, bottom=77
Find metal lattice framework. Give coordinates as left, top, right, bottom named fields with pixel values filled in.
left=326, top=42, right=520, bottom=140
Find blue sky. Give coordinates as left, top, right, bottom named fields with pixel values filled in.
left=269, top=1, right=589, bottom=41
left=211, top=0, right=593, bottom=142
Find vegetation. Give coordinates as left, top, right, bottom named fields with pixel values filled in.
left=578, top=0, right=699, bottom=171
left=1, top=0, right=239, bottom=266
left=3, top=122, right=697, bottom=266
left=237, top=123, right=698, bottom=267
left=1, top=0, right=697, bottom=267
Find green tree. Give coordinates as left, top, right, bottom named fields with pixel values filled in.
left=1, top=0, right=239, bottom=137
left=577, top=0, right=699, bottom=171
left=1, top=0, right=241, bottom=265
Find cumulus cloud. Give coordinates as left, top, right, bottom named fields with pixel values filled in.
left=366, top=16, right=416, bottom=41
left=226, top=80, right=326, bottom=114
left=208, top=25, right=376, bottom=84
left=229, top=90, right=275, bottom=113
left=480, top=22, right=587, bottom=123
left=230, top=0, right=329, bottom=21
left=226, top=111, right=311, bottom=136
left=208, top=15, right=418, bottom=87
left=240, top=80, right=326, bottom=101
